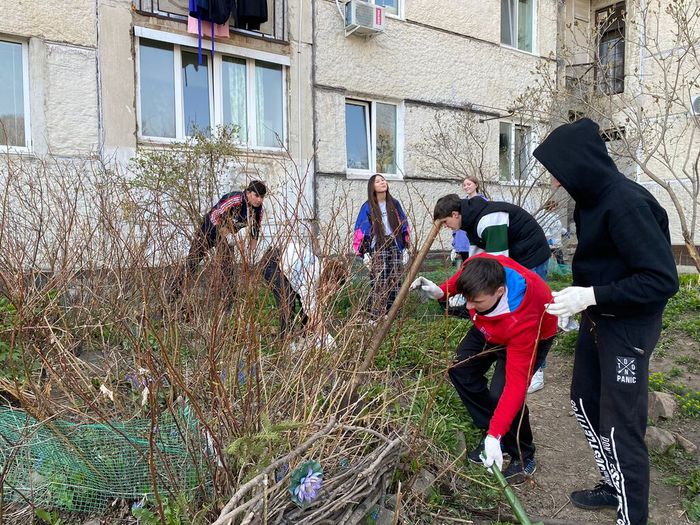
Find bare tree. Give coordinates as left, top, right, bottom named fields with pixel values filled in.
left=513, top=0, right=700, bottom=270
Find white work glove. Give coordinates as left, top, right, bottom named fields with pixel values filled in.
left=546, top=286, right=596, bottom=317
left=409, top=276, right=444, bottom=300
left=401, top=249, right=410, bottom=266
left=226, top=232, right=235, bottom=245
left=448, top=294, right=466, bottom=308
left=362, top=253, right=372, bottom=270
left=482, top=435, right=503, bottom=471
left=450, top=249, right=457, bottom=262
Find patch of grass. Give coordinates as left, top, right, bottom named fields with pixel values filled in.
left=672, top=355, right=700, bottom=374
left=675, top=318, right=700, bottom=340
left=661, top=463, right=700, bottom=523
left=683, top=468, right=700, bottom=522
left=552, top=329, right=578, bottom=356
left=405, top=379, right=481, bottom=456
left=375, top=315, right=469, bottom=371
left=668, top=367, right=683, bottom=379
left=547, top=272, right=573, bottom=292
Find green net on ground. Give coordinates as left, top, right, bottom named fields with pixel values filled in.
left=0, top=407, right=211, bottom=513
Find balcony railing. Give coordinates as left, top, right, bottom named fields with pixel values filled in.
left=134, top=0, right=287, bottom=41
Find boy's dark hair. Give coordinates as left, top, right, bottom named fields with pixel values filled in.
left=433, top=194, right=462, bottom=220
left=246, top=180, right=267, bottom=196
left=455, top=257, right=506, bottom=299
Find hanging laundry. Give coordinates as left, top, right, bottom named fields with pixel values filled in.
left=189, top=0, right=234, bottom=63
left=187, top=16, right=230, bottom=38
left=235, top=0, right=268, bottom=31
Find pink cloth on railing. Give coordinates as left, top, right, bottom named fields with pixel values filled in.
left=187, top=16, right=230, bottom=38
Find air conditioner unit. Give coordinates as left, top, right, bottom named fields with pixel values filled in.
left=691, top=94, right=700, bottom=116
left=345, top=0, right=385, bottom=37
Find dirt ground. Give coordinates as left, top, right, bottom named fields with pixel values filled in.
left=513, top=351, right=700, bottom=525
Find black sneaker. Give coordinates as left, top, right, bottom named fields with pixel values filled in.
left=570, top=482, right=618, bottom=510
left=503, top=457, right=536, bottom=485
left=467, top=438, right=485, bottom=464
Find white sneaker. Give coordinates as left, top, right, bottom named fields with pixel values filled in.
left=527, top=369, right=544, bottom=394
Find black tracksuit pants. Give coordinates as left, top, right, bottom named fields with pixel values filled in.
left=448, top=326, right=552, bottom=462
left=571, top=310, right=662, bottom=525
left=261, top=248, right=308, bottom=338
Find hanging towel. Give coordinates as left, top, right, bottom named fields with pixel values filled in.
left=187, top=16, right=230, bottom=38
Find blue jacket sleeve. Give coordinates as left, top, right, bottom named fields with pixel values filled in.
left=394, top=199, right=410, bottom=248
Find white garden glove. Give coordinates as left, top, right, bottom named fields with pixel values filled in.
left=226, top=232, right=236, bottom=245
left=450, top=249, right=457, bottom=262
left=482, top=435, right=503, bottom=471
left=362, top=253, right=372, bottom=270
left=448, top=294, right=466, bottom=308
left=409, top=276, right=444, bottom=300
left=546, top=286, right=596, bottom=317
left=401, top=249, right=410, bottom=266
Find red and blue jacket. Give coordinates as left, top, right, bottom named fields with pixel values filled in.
left=440, top=254, right=557, bottom=438
left=352, top=199, right=410, bottom=256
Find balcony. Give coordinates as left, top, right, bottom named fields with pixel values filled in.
left=134, top=0, right=287, bottom=41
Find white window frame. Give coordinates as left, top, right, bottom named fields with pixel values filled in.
left=345, top=98, right=404, bottom=180
left=500, top=0, right=539, bottom=56
left=370, top=0, right=404, bottom=19
left=134, top=27, right=288, bottom=151
left=499, top=122, right=537, bottom=184
left=0, top=37, right=31, bottom=152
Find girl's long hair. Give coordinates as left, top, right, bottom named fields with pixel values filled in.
left=367, top=174, right=400, bottom=247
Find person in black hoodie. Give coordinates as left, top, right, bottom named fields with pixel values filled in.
left=533, top=118, right=678, bottom=525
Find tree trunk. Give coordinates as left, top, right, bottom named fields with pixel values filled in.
left=683, top=233, right=700, bottom=273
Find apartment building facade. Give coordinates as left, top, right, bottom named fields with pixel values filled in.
left=0, top=0, right=697, bottom=261
left=312, top=0, right=560, bottom=250
left=0, top=0, right=314, bottom=233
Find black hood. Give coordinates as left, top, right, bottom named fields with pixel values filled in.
left=533, top=118, right=625, bottom=205
left=460, top=195, right=488, bottom=229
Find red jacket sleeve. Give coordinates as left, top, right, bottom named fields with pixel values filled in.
left=487, top=330, right=539, bottom=438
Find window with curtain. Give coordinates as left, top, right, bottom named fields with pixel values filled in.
left=345, top=99, right=401, bottom=175
left=255, top=61, right=283, bottom=148
left=596, top=3, right=625, bottom=95
left=222, top=56, right=247, bottom=142
left=501, top=0, right=534, bottom=52
left=139, top=39, right=176, bottom=138
left=182, top=51, right=210, bottom=136
left=499, top=122, right=533, bottom=182
left=137, top=37, right=286, bottom=146
left=376, top=103, right=397, bottom=174
left=0, top=40, right=28, bottom=147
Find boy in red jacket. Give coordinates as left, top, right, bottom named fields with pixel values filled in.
left=411, top=254, right=557, bottom=483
